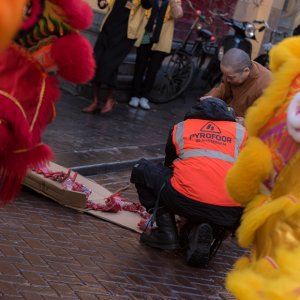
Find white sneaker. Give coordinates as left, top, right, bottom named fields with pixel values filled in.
left=139, top=97, right=151, bottom=110
left=129, top=97, right=140, bottom=108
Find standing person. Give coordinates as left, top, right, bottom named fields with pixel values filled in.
left=202, top=48, right=271, bottom=124
left=130, top=98, right=247, bottom=266
left=83, top=0, right=151, bottom=113
left=128, top=0, right=183, bottom=110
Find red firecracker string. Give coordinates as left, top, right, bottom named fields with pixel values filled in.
left=33, top=168, right=153, bottom=230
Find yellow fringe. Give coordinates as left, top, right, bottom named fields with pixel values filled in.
left=226, top=137, right=273, bottom=205
left=245, top=36, right=300, bottom=137
left=226, top=37, right=300, bottom=300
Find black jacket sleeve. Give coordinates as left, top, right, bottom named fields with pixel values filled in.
left=141, top=0, right=154, bottom=9
left=164, top=128, right=177, bottom=167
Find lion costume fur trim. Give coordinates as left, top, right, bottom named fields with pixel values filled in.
left=246, top=37, right=300, bottom=136
left=226, top=36, right=300, bottom=300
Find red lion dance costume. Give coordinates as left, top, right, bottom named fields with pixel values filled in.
left=0, top=0, right=95, bottom=203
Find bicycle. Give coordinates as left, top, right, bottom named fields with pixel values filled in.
left=149, top=1, right=217, bottom=104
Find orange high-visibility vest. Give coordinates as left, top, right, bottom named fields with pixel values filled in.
left=171, top=119, right=247, bottom=207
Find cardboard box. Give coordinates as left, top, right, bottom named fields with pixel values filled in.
left=24, top=162, right=142, bottom=233
left=23, top=161, right=111, bottom=210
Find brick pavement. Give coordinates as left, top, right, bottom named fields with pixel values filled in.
left=0, top=169, right=246, bottom=300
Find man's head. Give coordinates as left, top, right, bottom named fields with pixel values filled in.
left=185, top=97, right=236, bottom=121
left=220, top=48, right=252, bottom=86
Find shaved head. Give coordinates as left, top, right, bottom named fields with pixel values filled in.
left=221, top=48, right=252, bottom=72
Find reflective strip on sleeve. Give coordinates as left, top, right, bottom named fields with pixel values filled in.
left=175, top=121, right=185, bottom=157
left=234, top=123, right=246, bottom=159
left=180, top=149, right=235, bottom=163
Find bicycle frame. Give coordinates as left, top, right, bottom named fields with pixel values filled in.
left=149, top=5, right=215, bottom=103
left=180, top=17, right=200, bottom=51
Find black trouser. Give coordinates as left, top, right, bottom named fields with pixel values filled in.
left=93, top=31, right=135, bottom=88
left=132, top=44, right=166, bottom=98
left=130, top=159, right=243, bottom=229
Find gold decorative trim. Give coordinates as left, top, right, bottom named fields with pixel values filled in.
left=51, top=103, right=56, bottom=122
left=13, top=143, right=43, bottom=154
left=30, top=74, right=46, bottom=131
left=0, top=90, right=27, bottom=119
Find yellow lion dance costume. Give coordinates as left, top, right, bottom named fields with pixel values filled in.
left=226, top=36, right=300, bottom=300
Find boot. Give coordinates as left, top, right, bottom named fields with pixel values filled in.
left=101, top=96, right=116, bottom=113
left=186, top=223, right=213, bottom=267
left=82, top=100, right=98, bottom=113
left=140, top=211, right=180, bottom=250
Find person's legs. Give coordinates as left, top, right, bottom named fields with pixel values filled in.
left=129, top=44, right=152, bottom=108
left=140, top=206, right=180, bottom=250
left=130, top=159, right=179, bottom=250
left=87, top=31, right=135, bottom=114
left=82, top=82, right=101, bottom=113
left=130, top=158, right=172, bottom=209
left=160, top=183, right=243, bottom=228
left=139, top=50, right=166, bottom=110
left=100, top=87, right=116, bottom=113
left=99, top=36, right=135, bottom=113
left=141, top=50, right=166, bottom=97
left=135, top=184, right=156, bottom=210
left=185, top=223, right=214, bottom=266
left=159, top=183, right=242, bottom=266
left=82, top=33, right=105, bottom=113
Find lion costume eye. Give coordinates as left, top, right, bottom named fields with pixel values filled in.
left=20, top=0, right=44, bottom=32
left=287, top=92, right=300, bottom=142
left=23, top=0, right=33, bottom=20
left=18, top=0, right=74, bottom=51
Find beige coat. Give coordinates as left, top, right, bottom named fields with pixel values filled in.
left=134, top=0, right=183, bottom=53
left=98, top=0, right=147, bottom=40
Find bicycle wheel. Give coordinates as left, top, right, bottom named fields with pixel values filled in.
left=150, top=50, right=195, bottom=104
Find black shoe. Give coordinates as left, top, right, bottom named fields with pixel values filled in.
left=140, top=212, right=180, bottom=250
left=140, top=230, right=180, bottom=250
left=186, top=223, right=213, bottom=267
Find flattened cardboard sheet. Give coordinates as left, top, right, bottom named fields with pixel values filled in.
left=24, top=162, right=142, bottom=233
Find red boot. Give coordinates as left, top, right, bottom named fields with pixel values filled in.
left=82, top=100, right=98, bottom=113
left=101, top=96, right=116, bottom=114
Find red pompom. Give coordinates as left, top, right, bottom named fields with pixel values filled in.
left=51, top=33, right=95, bottom=83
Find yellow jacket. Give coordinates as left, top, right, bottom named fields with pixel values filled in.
left=134, top=0, right=183, bottom=53
left=99, top=0, right=183, bottom=53
left=99, top=0, right=147, bottom=40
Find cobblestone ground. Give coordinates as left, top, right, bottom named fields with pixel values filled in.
left=0, top=169, right=246, bottom=300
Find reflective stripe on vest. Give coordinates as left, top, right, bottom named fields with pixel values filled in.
left=175, top=121, right=245, bottom=163
left=234, top=123, right=245, bottom=159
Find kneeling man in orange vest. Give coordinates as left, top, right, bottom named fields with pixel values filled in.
left=131, top=97, right=247, bottom=266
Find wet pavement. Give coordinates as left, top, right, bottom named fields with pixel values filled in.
left=0, top=89, right=246, bottom=299
left=43, top=89, right=197, bottom=170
